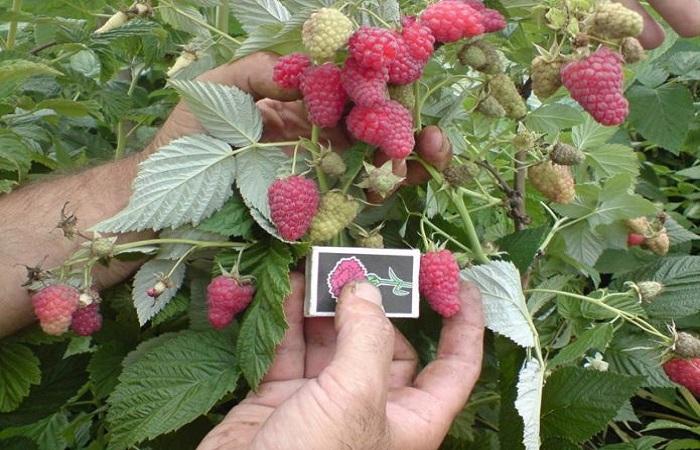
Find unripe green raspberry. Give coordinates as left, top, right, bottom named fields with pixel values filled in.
left=442, top=164, right=473, bottom=187
left=512, top=130, right=537, bottom=151
left=531, top=55, right=563, bottom=99
left=625, top=217, right=651, bottom=235
left=476, top=95, right=505, bottom=117
left=302, top=8, right=354, bottom=60
left=621, top=37, right=646, bottom=64
left=591, top=2, right=643, bottom=39
left=550, top=143, right=585, bottom=166
left=646, top=229, right=669, bottom=256
left=489, top=74, right=527, bottom=119
left=309, top=191, right=360, bottom=243
left=90, top=237, right=115, bottom=258
left=319, top=151, right=346, bottom=178
left=357, top=232, right=384, bottom=248
left=389, top=84, right=415, bottom=110
left=459, top=40, right=502, bottom=74
left=528, top=161, right=575, bottom=204
left=632, top=281, right=663, bottom=302
left=675, top=332, right=700, bottom=359
left=357, top=161, right=404, bottom=199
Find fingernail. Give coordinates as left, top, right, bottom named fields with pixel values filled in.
left=352, top=282, right=383, bottom=307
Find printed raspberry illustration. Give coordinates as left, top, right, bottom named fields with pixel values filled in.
left=675, top=332, right=700, bottom=359
left=621, top=37, right=646, bottom=64
left=302, top=8, right=354, bottom=60
left=627, top=233, right=645, bottom=247
left=590, top=2, right=643, bottom=39
left=32, top=284, right=80, bottom=336
left=531, top=55, right=563, bottom=99
left=388, top=34, right=426, bottom=85
left=463, top=1, right=507, bottom=33
left=476, top=95, right=505, bottom=117
left=550, top=143, right=585, bottom=166
left=206, top=275, right=255, bottom=329
left=489, top=73, right=527, bottom=119
left=389, top=84, right=415, bottom=110
left=309, top=191, right=360, bottom=243
left=300, top=63, right=348, bottom=128
left=442, top=163, right=473, bottom=187
left=327, top=257, right=368, bottom=298
left=341, top=57, right=388, bottom=107
left=348, top=26, right=399, bottom=70
left=663, top=358, right=700, bottom=397
left=560, top=47, right=628, bottom=126
left=420, top=0, right=484, bottom=43
left=400, top=17, right=435, bottom=62
left=528, top=161, right=576, bottom=204
left=419, top=250, right=461, bottom=318
left=71, top=303, right=103, bottom=336
left=268, top=175, right=320, bottom=241
left=346, top=100, right=415, bottom=159
left=646, top=230, right=670, bottom=256
left=319, top=150, right=347, bottom=178
left=458, top=40, right=502, bottom=74
left=273, top=53, right=312, bottom=89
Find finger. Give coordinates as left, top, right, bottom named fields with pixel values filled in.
left=390, top=328, right=419, bottom=388
left=262, top=273, right=307, bottom=383
left=412, top=281, right=485, bottom=418
left=616, top=0, right=665, bottom=49
left=197, top=52, right=300, bottom=101
left=321, top=282, right=394, bottom=407
left=648, top=0, right=700, bottom=37
left=304, top=317, right=336, bottom=378
left=367, top=154, right=407, bottom=203
left=406, top=126, right=452, bottom=186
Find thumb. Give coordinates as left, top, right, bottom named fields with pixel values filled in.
left=326, top=281, right=394, bottom=405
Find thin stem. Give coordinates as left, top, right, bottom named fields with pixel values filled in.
left=114, top=64, right=142, bottom=160
left=216, top=0, right=229, bottom=34
left=451, top=191, right=489, bottom=264
left=358, top=7, right=391, bottom=28
left=637, top=389, right=700, bottom=420
left=636, top=411, right=700, bottom=428
left=116, top=238, right=245, bottom=252
left=422, top=218, right=472, bottom=253
left=6, top=0, right=22, bottom=50
left=156, top=1, right=240, bottom=46
left=165, top=246, right=196, bottom=279
left=608, top=422, right=631, bottom=443
left=311, top=125, right=329, bottom=191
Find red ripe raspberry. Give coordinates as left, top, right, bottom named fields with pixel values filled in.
left=627, top=233, right=645, bottom=247
left=560, top=47, right=629, bottom=126
left=207, top=275, right=255, bottom=329
left=268, top=175, right=320, bottom=241
left=401, top=17, right=435, bottom=62
left=71, top=303, right=102, bottom=336
left=463, top=1, right=506, bottom=32
left=273, top=53, right=311, bottom=90
left=346, top=100, right=415, bottom=159
left=32, top=284, right=80, bottom=336
left=300, top=63, right=348, bottom=128
left=419, top=250, right=461, bottom=318
left=341, top=57, right=389, bottom=106
left=663, top=358, right=700, bottom=396
left=388, top=34, right=426, bottom=85
left=348, top=26, right=399, bottom=70
left=420, top=0, right=484, bottom=43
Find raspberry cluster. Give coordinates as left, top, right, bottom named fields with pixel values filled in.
left=32, top=284, right=102, bottom=336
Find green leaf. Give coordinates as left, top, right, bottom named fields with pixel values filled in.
left=0, top=343, right=41, bottom=412
left=157, top=226, right=227, bottom=260
left=0, top=130, right=32, bottom=178
left=541, top=367, right=644, bottom=443
left=197, top=192, right=254, bottom=238
left=605, top=331, right=672, bottom=388
left=627, top=83, right=694, bottom=154
left=515, top=358, right=544, bottom=450
left=497, top=226, right=549, bottom=273
left=151, top=292, right=190, bottom=326
left=571, top=116, right=617, bottom=150
left=106, top=330, right=239, bottom=449
left=0, top=60, right=62, bottom=97
left=132, top=259, right=187, bottom=326
left=169, top=80, right=263, bottom=146
left=586, top=144, right=639, bottom=180
left=159, top=2, right=210, bottom=36
left=461, top=261, right=536, bottom=348
left=231, top=0, right=291, bottom=34
left=665, top=217, right=700, bottom=245
left=559, top=222, right=605, bottom=268
left=93, top=135, right=236, bottom=233
left=88, top=341, right=130, bottom=400
left=677, top=165, right=700, bottom=179
left=0, top=412, right=69, bottom=450
left=235, top=25, right=302, bottom=59
left=236, top=240, right=292, bottom=388
left=548, top=324, right=614, bottom=369
left=525, top=104, right=584, bottom=135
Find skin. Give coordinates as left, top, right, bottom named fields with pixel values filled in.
left=198, top=277, right=484, bottom=450
left=618, top=0, right=700, bottom=49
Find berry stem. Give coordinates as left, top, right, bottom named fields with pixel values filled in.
left=116, top=238, right=246, bottom=251
left=311, top=125, right=329, bottom=192
left=450, top=191, right=489, bottom=264
left=420, top=217, right=471, bottom=253
left=155, top=1, right=241, bottom=46
left=165, top=245, right=197, bottom=279
left=216, top=0, right=229, bottom=34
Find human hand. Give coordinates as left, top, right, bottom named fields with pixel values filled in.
left=198, top=274, right=484, bottom=450
left=617, top=0, right=700, bottom=49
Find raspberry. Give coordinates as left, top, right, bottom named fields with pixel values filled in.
left=400, top=17, right=435, bottom=62
left=302, top=8, right=354, bottom=60
left=346, top=100, right=415, bottom=159
left=646, top=230, right=670, bottom=256
left=389, top=84, right=416, bottom=110
left=300, top=63, right=348, bottom=128
left=327, top=257, right=368, bottom=298
left=627, top=233, right=645, bottom=247
left=357, top=161, right=404, bottom=199
left=663, top=358, right=700, bottom=397
left=273, top=53, right=312, bottom=89
left=625, top=217, right=651, bottom=235
left=512, top=130, right=537, bottom=151
left=356, top=231, right=384, bottom=249
left=90, top=237, right=114, bottom=258
left=632, top=281, right=663, bottom=301
left=528, top=161, right=576, bottom=204
left=458, top=40, right=502, bottom=74
left=419, top=250, right=461, bottom=318
left=591, top=2, right=643, bottom=39
left=348, top=26, right=399, bottom=70
left=388, top=34, right=426, bottom=85
left=206, top=275, right=255, bottom=329
left=489, top=73, right=527, bottom=119
left=621, top=37, right=646, bottom=64
left=442, top=163, right=473, bottom=187
left=560, top=47, right=628, bottom=126
left=675, top=332, right=700, bottom=359
left=476, top=95, right=505, bottom=117
left=268, top=175, right=320, bottom=241
left=319, top=150, right=346, bottom=178
left=71, top=303, right=102, bottom=336
left=309, top=191, right=360, bottom=243
left=420, top=0, right=484, bottom=43
left=531, top=55, right=563, bottom=99
left=32, top=284, right=80, bottom=336
left=550, top=143, right=585, bottom=166
left=341, top=57, right=388, bottom=107
left=463, top=1, right=507, bottom=32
